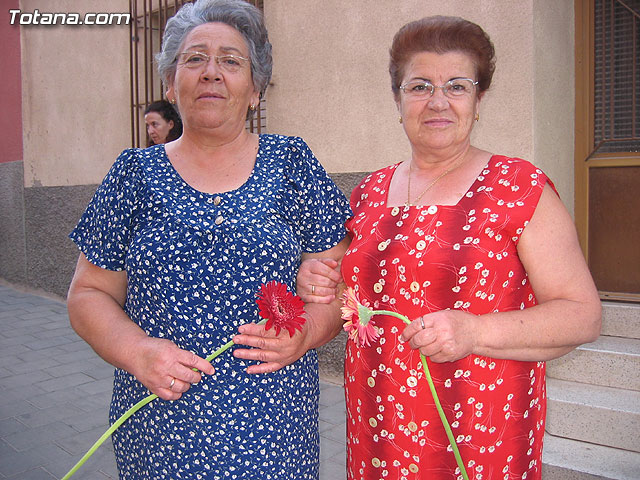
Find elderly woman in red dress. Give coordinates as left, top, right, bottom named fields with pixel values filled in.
left=299, top=16, right=601, bottom=480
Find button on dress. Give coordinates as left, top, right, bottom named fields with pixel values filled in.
left=341, top=156, right=551, bottom=480
left=70, top=134, right=351, bottom=479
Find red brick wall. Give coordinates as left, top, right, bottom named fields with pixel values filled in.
left=0, top=1, right=23, bottom=164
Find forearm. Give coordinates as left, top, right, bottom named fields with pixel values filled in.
left=474, top=298, right=601, bottom=361
left=302, top=299, right=344, bottom=351
left=67, top=288, right=148, bottom=373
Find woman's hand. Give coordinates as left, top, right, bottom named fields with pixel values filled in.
left=131, top=337, right=215, bottom=401
left=232, top=320, right=312, bottom=374
left=400, top=310, right=477, bottom=363
left=297, top=258, right=342, bottom=304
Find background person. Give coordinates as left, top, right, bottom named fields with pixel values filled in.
left=298, top=15, right=601, bottom=480
left=144, top=99, right=183, bottom=146
left=67, top=0, right=350, bottom=478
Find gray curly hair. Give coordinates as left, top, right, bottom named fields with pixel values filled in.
left=156, top=0, right=272, bottom=100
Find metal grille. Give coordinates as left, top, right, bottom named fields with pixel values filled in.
left=128, top=0, right=266, bottom=148
left=593, top=0, right=640, bottom=154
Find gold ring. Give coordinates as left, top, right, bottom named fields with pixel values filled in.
left=420, top=317, right=425, bottom=329
left=311, top=285, right=316, bottom=295
left=169, top=377, right=176, bottom=389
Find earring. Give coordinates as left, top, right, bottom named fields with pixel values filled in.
left=170, top=98, right=176, bottom=105
left=398, top=116, right=403, bottom=124
left=249, top=104, right=256, bottom=111
left=474, top=112, right=479, bottom=122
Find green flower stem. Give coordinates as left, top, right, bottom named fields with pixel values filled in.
left=371, top=309, right=469, bottom=480
left=61, top=394, right=158, bottom=480
left=61, top=320, right=266, bottom=480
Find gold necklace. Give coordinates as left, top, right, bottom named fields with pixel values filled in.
left=406, top=159, right=462, bottom=207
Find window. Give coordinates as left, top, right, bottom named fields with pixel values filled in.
left=593, top=0, right=640, bottom=153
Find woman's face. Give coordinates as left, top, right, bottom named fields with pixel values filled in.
left=145, top=112, right=174, bottom=145
left=396, top=51, right=481, bottom=155
left=166, top=22, right=259, bottom=136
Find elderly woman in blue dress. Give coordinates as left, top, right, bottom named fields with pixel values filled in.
left=67, top=0, right=350, bottom=478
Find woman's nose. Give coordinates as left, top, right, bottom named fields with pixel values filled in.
left=426, top=88, right=449, bottom=110
left=201, top=58, right=223, bottom=82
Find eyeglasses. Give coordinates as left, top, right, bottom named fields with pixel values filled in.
left=177, top=51, right=249, bottom=73
left=399, top=78, right=478, bottom=98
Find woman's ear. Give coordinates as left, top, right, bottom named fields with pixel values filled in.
left=166, top=81, right=175, bottom=105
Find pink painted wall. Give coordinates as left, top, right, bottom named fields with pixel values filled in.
left=0, top=0, right=24, bottom=164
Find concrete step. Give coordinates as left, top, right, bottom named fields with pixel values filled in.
left=542, top=433, right=640, bottom=480
left=546, top=378, right=640, bottom=452
left=601, top=302, right=640, bottom=339
left=547, top=336, right=640, bottom=391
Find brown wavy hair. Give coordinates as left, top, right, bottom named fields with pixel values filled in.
left=389, top=16, right=496, bottom=100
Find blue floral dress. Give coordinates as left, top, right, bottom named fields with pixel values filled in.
left=70, top=134, right=351, bottom=480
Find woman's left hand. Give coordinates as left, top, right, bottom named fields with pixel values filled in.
left=232, top=321, right=311, bottom=374
left=400, top=310, right=477, bottom=363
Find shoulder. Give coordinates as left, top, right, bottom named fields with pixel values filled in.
left=111, top=146, right=152, bottom=172
left=490, top=155, right=548, bottom=184
left=98, top=147, right=155, bottom=194
left=479, top=155, right=553, bottom=200
left=259, top=134, right=311, bottom=156
left=350, top=163, right=398, bottom=203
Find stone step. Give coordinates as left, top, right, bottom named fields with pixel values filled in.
left=547, top=336, right=640, bottom=391
left=546, top=378, right=640, bottom=452
left=542, top=433, right=640, bottom=480
left=601, top=302, right=640, bottom=340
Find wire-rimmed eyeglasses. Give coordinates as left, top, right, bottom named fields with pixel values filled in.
left=399, top=78, right=479, bottom=98
left=177, top=51, right=249, bottom=73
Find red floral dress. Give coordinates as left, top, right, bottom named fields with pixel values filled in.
left=342, top=156, right=550, bottom=480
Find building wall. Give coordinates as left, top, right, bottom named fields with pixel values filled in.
left=264, top=0, right=575, bottom=211
left=0, top=0, right=27, bottom=286
left=0, top=0, right=131, bottom=296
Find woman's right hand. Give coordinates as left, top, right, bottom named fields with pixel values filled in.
left=297, top=258, right=342, bottom=304
left=132, top=337, right=215, bottom=401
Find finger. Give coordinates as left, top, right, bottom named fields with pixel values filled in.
left=400, top=316, right=425, bottom=342
left=408, top=328, right=437, bottom=351
left=178, top=350, right=215, bottom=376
left=155, top=387, right=182, bottom=401
left=308, top=262, right=341, bottom=285
left=308, top=285, right=337, bottom=297
left=319, top=258, right=339, bottom=269
left=232, top=332, right=279, bottom=351
left=245, top=361, right=284, bottom=375
left=169, top=378, right=192, bottom=394
left=235, top=322, right=277, bottom=338
left=419, top=343, right=444, bottom=361
left=310, top=270, right=341, bottom=287
left=232, top=345, right=279, bottom=364
left=299, top=292, right=335, bottom=304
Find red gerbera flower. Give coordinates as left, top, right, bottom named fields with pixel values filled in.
left=256, top=281, right=306, bottom=337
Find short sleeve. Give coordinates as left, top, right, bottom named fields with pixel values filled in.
left=492, top=157, right=557, bottom=246
left=69, top=149, right=144, bottom=270
left=285, top=137, right=352, bottom=253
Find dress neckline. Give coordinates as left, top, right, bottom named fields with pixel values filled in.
left=158, top=134, right=265, bottom=198
left=383, top=154, right=497, bottom=209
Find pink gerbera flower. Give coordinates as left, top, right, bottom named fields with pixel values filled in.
left=341, top=287, right=380, bottom=347
left=256, top=281, right=306, bottom=337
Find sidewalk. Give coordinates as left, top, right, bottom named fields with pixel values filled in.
left=0, top=284, right=346, bottom=479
